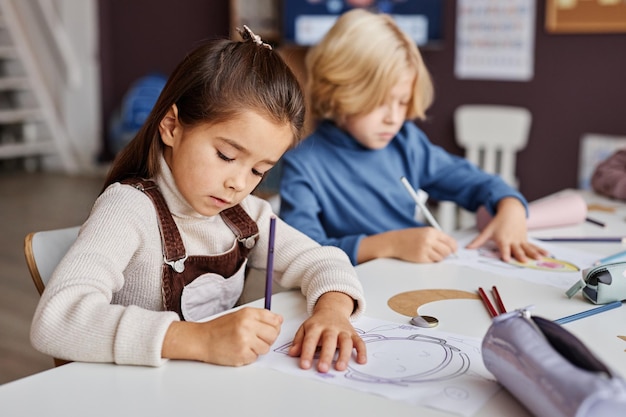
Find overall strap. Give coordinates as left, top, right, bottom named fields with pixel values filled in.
left=220, top=205, right=259, bottom=252
left=121, top=178, right=187, bottom=272
left=122, top=178, right=260, bottom=268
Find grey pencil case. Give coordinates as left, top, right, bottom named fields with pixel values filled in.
left=482, top=308, right=626, bottom=417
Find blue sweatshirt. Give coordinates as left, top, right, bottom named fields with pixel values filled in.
left=279, top=120, right=527, bottom=265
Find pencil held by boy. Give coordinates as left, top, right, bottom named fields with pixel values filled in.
left=279, top=9, right=547, bottom=266
left=30, top=27, right=366, bottom=373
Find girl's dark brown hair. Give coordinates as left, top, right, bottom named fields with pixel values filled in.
left=103, top=37, right=305, bottom=191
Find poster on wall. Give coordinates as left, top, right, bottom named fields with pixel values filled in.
left=455, top=0, right=536, bottom=81
left=546, top=0, right=626, bottom=33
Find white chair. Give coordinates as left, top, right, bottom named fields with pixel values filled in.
left=437, top=105, right=532, bottom=231
left=24, top=225, right=80, bottom=295
left=24, top=225, right=80, bottom=367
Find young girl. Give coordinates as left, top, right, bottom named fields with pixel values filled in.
left=30, top=28, right=366, bottom=374
left=279, top=9, right=547, bottom=266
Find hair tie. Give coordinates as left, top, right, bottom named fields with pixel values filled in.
left=237, top=25, right=272, bottom=50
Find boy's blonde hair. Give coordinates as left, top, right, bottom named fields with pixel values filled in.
left=306, top=8, right=434, bottom=122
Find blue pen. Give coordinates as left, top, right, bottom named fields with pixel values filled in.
left=594, top=249, right=626, bottom=266
left=264, top=216, right=276, bottom=310
left=554, top=301, right=623, bottom=325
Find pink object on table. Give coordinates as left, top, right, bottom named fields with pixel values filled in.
left=476, top=193, right=587, bottom=231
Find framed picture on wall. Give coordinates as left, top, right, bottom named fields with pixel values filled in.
left=546, top=0, right=626, bottom=33
left=230, top=0, right=280, bottom=43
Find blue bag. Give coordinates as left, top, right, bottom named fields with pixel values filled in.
left=109, top=73, right=167, bottom=153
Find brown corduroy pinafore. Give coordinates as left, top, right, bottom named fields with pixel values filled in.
left=123, top=179, right=259, bottom=320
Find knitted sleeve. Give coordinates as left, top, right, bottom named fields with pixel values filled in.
left=30, top=183, right=179, bottom=366
left=242, top=196, right=366, bottom=319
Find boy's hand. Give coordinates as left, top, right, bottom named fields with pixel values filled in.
left=359, top=227, right=457, bottom=264
left=467, top=197, right=548, bottom=262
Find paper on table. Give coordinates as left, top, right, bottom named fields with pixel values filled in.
left=447, top=231, right=599, bottom=289
left=476, top=192, right=587, bottom=231
left=255, top=315, right=500, bottom=417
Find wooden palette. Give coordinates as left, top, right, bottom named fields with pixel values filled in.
left=388, top=289, right=480, bottom=317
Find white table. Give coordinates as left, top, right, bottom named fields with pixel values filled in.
left=2, top=190, right=626, bottom=417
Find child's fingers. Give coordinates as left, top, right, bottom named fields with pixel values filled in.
left=289, top=326, right=322, bottom=371
left=297, top=328, right=324, bottom=370
left=421, top=230, right=457, bottom=261
left=531, top=243, right=550, bottom=257
left=353, top=334, right=367, bottom=364
left=442, top=233, right=458, bottom=252
left=254, top=321, right=282, bottom=348
left=519, top=242, right=548, bottom=260
left=333, top=331, right=366, bottom=371
left=507, top=243, right=525, bottom=263
left=287, top=327, right=304, bottom=357
left=315, top=333, right=338, bottom=373
left=466, top=231, right=489, bottom=249
left=254, top=308, right=284, bottom=327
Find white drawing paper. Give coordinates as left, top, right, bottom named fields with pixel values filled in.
left=447, top=231, right=599, bottom=289
left=255, top=315, right=500, bottom=417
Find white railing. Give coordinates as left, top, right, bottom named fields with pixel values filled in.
left=1, top=0, right=100, bottom=173
left=1, top=0, right=80, bottom=171
left=36, top=0, right=82, bottom=89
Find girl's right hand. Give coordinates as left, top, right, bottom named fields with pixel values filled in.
left=359, top=227, right=457, bottom=264
left=162, top=307, right=283, bottom=366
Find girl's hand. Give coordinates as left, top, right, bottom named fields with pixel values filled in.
left=467, top=197, right=548, bottom=262
left=162, top=307, right=283, bottom=366
left=288, top=292, right=366, bottom=373
left=359, top=227, right=457, bottom=264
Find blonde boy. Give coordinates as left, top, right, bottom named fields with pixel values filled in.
left=280, top=9, right=546, bottom=265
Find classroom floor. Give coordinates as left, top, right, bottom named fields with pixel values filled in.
left=0, top=170, right=104, bottom=385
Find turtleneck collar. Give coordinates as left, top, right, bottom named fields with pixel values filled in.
left=154, top=154, right=208, bottom=219
left=317, top=120, right=373, bottom=151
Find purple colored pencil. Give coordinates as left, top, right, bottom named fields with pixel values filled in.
left=265, top=216, right=276, bottom=310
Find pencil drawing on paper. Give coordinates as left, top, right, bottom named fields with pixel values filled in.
left=274, top=323, right=475, bottom=387
left=261, top=315, right=500, bottom=416
left=444, top=232, right=599, bottom=289
left=344, top=333, right=470, bottom=385
left=477, top=246, right=580, bottom=272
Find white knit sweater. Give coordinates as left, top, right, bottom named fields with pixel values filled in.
left=30, top=157, right=365, bottom=366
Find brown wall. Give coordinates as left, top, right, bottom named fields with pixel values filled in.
left=98, top=0, right=626, bottom=201
left=420, top=0, right=626, bottom=201
left=97, top=0, right=229, bottom=160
